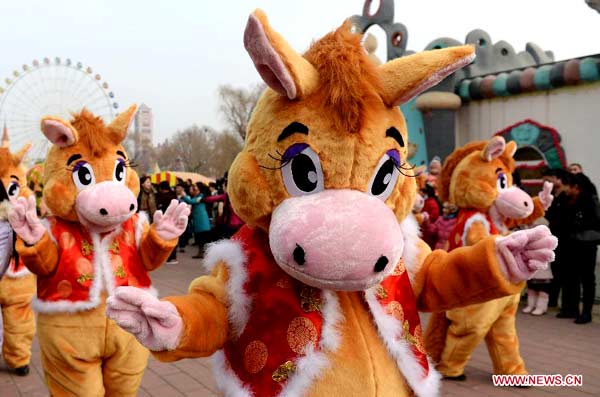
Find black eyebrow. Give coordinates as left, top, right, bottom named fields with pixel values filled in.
left=277, top=122, right=309, bottom=142
left=495, top=168, right=503, bottom=173
left=116, top=150, right=127, bottom=159
left=10, top=175, right=19, bottom=181
left=67, top=154, right=82, bottom=166
left=385, top=127, right=405, bottom=147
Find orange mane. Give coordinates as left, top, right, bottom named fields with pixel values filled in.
left=304, top=21, right=383, bottom=134
left=70, top=109, right=116, bottom=157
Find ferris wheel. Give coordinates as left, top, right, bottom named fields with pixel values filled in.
left=0, top=57, right=119, bottom=161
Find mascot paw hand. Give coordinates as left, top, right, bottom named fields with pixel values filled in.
left=8, top=196, right=45, bottom=245
left=539, top=181, right=554, bottom=210
left=153, top=200, right=191, bottom=241
left=106, top=286, right=183, bottom=351
left=495, top=225, right=558, bottom=283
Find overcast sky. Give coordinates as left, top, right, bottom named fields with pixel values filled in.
left=0, top=0, right=598, bottom=146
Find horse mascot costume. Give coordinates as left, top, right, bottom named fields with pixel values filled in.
left=107, top=10, right=557, bottom=397
left=0, top=144, right=36, bottom=376
left=423, top=136, right=553, bottom=380
left=9, top=107, right=190, bottom=396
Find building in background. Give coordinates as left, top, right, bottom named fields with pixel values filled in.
left=124, top=103, right=155, bottom=173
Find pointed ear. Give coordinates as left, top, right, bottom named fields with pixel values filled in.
left=12, top=143, right=32, bottom=165
left=505, top=140, right=517, bottom=157
left=107, top=104, right=137, bottom=144
left=41, top=117, right=78, bottom=147
left=379, top=45, right=475, bottom=106
left=481, top=136, right=506, bottom=162
left=244, top=9, right=319, bottom=99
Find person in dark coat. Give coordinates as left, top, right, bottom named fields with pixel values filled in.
left=555, top=173, right=598, bottom=324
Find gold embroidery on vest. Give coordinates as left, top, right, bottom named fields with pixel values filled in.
left=77, top=273, right=93, bottom=285
left=109, top=240, right=120, bottom=254
left=376, top=285, right=388, bottom=299
left=402, top=321, right=425, bottom=353
left=114, top=266, right=126, bottom=278
left=272, top=361, right=296, bottom=382
left=299, top=285, right=322, bottom=312
left=392, top=259, right=406, bottom=275
left=81, top=240, right=94, bottom=256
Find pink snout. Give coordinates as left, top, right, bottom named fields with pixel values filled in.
left=494, top=186, right=534, bottom=219
left=76, top=181, right=137, bottom=233
left=269, top=189, right=404, bottom=291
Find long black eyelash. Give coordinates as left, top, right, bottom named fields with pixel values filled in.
left=395, top=162, right=418, bottom=178
left=65, top=160, right=139, bottom=172
left=124, top=160, right=138, bottom=169
left=259, top=150, right=292, bottom=171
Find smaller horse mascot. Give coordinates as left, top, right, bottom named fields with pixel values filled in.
left=9, top=107, right=190, bottom=396
left=424, top=136, right=553, bottom=380
left=0, top=143, right=36, bottom=376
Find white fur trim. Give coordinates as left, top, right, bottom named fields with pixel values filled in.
left=135, top=212, right=149, bottom=249
left=33, top=225, right=157, bottom=314
left=278, top=290, right=343, bottom=397
left=400, top=214, right=422, bottom=284
left=5, top=265, right=32, bottom=278
left=211, top=350, right=253, bottom=397
left=202, top=239, right=250, bottom=338
left=462, top=213, right=491, bottom=247
left=364, top=288, right=441, bottom=397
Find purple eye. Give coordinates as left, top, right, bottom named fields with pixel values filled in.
left=114, top=158, right=126, bottom=183
left=369, top=150, right=401, bottom=201
left=71, top=161, right=96, bottom=190
left=282, top=143, right=310, bottom=163
left=280, top=144, right=324, bottom=196
left=497, top=173, right=508, bottom=190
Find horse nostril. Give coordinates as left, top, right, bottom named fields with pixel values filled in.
left=129, top=203, right=135, bottom=211
left=524, top=201, right=529, bottom=207
left=374, top=256, right=389, bottom=273
left=99, top=208, right=108, bottom=216
left=293, top=244, right=305, bottom=266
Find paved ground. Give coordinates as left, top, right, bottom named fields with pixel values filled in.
left=1, top=249, right=598, bottom=396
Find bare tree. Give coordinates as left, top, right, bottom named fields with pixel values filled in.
left=209, top=130, right=243, bottom=177
left=218, top=84, right=264, bottom=140
left=154, top=125, right=243, bottom=178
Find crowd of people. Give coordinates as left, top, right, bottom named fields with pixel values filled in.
left=415, top=159, right=598, bottom=325
left=137, top=173, right=244, bottom=265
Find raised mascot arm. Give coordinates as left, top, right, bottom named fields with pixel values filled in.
left=139, top=199, right=190, bottom=270
left=9, top=196, right=58, bottom=276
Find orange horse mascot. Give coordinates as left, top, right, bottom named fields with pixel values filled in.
left=9, top=108, right=190, bottom=396
left=0, top=143, right=36, bottom=377
left=106, top=10, right=557, bottom=397
left=423, top=136, right=553, bottom=380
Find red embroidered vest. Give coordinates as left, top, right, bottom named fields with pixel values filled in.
left=34, top=215, right=151, bottom=312
left=216, top=225, right=430, bottom=397
left=448, top=209, right=498, bottom=251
